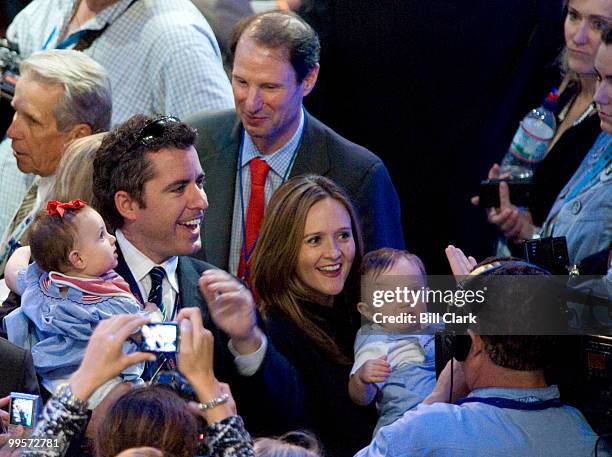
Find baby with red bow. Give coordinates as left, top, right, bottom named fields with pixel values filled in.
left=4, top=200, right=146, bottom=405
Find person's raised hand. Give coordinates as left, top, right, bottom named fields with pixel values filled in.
left=487, top=181, right=535, bottom=240
left=0, top=396, right=26, bottom=449
left=177, top=307, right=238, bottom=424
left=177, top=307, right=216, bottom=388
left=445, top=245, right=477, bottom=280
left=198, top=269, right=263, bottom=354
left=471, top=165, right=536, bottom=241
left=69, top=315, right=155, bottom=402
left=0, top=396, right=9, bottom=428
left=357, top=356, right=391, bottom=384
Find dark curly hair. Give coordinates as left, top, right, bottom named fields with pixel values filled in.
left=92, top=114, right=196, bottom=229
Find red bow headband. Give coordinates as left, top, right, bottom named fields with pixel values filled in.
left=47, top=199, right=87, bottom=217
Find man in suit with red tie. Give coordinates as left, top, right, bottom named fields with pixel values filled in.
left=186, top=11, right=405, bottom=282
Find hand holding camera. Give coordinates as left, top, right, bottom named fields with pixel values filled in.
left=0, top=395, right=27, bottom=448
left=140, top=322, right=179, bottom=353
left=69, top=315, right=156, bottom=403
left=472, top=163, right=537, bottom=241
left=176, top=308, right=216, bottom=391
left=176, top=307, right=236, bottom=424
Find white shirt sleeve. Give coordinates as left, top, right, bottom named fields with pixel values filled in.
left=228, top=333, right=268, bottom=376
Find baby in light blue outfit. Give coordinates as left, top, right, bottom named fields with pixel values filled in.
left=4, top=201, right=143, bottom=405
left=349, top=248, right=436, bottom=434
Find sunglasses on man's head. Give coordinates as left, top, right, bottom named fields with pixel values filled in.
left=127, top=115, right=181, bottom=152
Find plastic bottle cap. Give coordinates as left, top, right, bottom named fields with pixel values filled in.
left=546, top=91, right=559, bottom=103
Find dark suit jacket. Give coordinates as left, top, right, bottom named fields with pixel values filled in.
left=186, top=109, right=405, bottom=270
left=263, top=305, right=376, bottom=457
left=0, top=337, right=40, bottom=398
left=115, top=248, right=305, bottom=435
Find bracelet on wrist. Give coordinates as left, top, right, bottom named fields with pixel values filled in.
left=55, top=383, right=88, bottom=411
left=197, top=393, right=230, bottom=411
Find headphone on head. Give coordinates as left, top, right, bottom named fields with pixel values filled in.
left=444, top=259, right=554, bottom=362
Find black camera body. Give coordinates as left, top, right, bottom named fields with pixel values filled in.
left=479, top=177, right=532, bottom=208
left=524, top=236, right=570, bottom=275
left=0, top=38, right=21, bottom=100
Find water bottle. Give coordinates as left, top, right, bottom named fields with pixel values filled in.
left=500, top=90, right=559, bottom=179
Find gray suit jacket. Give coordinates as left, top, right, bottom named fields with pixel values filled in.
left=186, top=109, right=405, bottom=270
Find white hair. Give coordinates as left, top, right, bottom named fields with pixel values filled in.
left=20, top=49, right=112, bottom=133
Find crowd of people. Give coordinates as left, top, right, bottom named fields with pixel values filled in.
left=0, top=1, right=610, bottom=456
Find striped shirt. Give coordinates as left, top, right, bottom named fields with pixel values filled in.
left=7, top=0, right=234, bottom=126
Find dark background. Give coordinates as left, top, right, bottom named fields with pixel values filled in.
left=2, top=0, right=566, bottom=273
left=298, top=0, right=565, bottom=273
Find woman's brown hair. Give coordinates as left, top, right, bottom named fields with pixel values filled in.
left=251, top=175, right=364, bottom=363
left=94, top=386, right=199, bottom=457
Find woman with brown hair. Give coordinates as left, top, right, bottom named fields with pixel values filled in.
left=251, top=175, right=376, bottom=457
left=94, top=386, right=199, bottom=457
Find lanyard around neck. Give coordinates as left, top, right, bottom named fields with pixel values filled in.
left=237, top=108, right=307, bottom=279
left=44, top=0, right=138, bottom=51
left=456, top=396, right=563, bottom=411
left=565, top=141, right=611, bottom=202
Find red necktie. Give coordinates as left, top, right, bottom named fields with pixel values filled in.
left=238, top=158, right=270, bottom=280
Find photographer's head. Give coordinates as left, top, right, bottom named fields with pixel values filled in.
left=8, top=50, right=111, bottom=177
left=95, top=385, right=198, bottom=457
left=93, top=115, right=207, bottom=264
left=449, top=259, right=569, bottom=388
left=457, top=257, right=569, bottom=335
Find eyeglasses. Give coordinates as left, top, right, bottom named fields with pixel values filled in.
left=126, top=115, right=180, bottom=153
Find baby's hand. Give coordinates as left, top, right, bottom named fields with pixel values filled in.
left=143, top=302, right=160, bottom=313
left=143, top=302, right=163, bottom=322
left=357, top=356, right=391, bottom=384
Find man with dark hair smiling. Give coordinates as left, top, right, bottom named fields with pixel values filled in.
left=93, top=114, right=303, bottom=434
left=187, top=11, right=404, bottom=280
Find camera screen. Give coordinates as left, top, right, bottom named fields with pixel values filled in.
left=141, top=323, right=179, bottom=353
left=10, top=397, right=35, bottom=428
